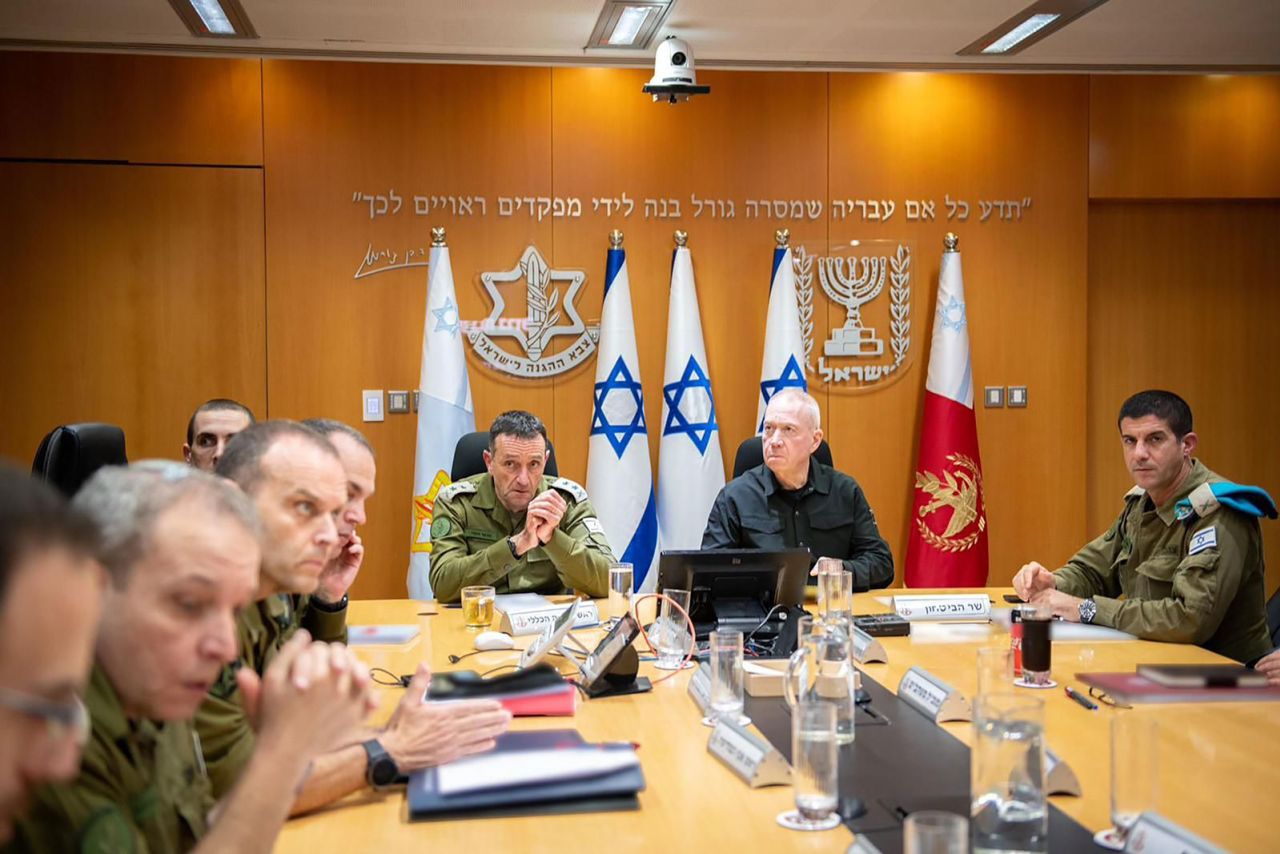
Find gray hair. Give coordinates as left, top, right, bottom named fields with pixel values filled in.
left=216, top=420, right=338, bottom=495
left=766, top=388, right=822, bottom=430
left=301, top=418, right=374, bottom=457
left=72, top=460, right=261, bottom=588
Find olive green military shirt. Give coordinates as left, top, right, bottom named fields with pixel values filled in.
left=1053, top=460, right=1271, bottom=663
left=11, top=666, right=213, bottom=854
left=193, top=593, right=347, bottom=799
left=428, top=473, right=615, bottom=603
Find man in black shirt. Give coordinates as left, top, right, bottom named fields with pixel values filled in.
left=702, top=389, right=894, bottom=590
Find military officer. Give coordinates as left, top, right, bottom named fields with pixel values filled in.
left=12, top=462, right=372, bottom=853
left=1014, top=390, right=1273, bottom=663
left=429, top=410, right=614, bottom=603
left=182, top=398, right=255, bottom=473
left=702, top=389, right=894, bottom=591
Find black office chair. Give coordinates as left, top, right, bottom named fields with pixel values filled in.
left=31, top=423, right=128, bottom=497
left=731, top=435, right=833, bottom=479
left=449, top=431, right=559, bottom=481
left=1266, top=585, right=1280, bottom=650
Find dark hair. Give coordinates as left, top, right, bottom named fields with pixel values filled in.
left=301, top=418, right=374, bottom=456
left=0, top=463, right=99, bottom=605
left=488, top=411, right=548, bottom=452
left=216, top=420, right=338, bottom=494
left=1118, top=390, right=1194, bottom=440
left=186, top=398, right=256, bottom=446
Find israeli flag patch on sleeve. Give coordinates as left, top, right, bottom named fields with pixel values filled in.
left=1188, top=526, right=1218, bottom=556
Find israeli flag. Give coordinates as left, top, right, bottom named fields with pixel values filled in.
left=658, top=243, right=725, bottom=557
left=756, top=239, right=808, bottom=430
left=586, top=238, right=660, bottom=593
left=407, top=236, right=475, bottom=600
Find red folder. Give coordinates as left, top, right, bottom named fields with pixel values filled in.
left=1077, top=671, right=1280, bottom=705
left=495, top=682, right=578, bottom=717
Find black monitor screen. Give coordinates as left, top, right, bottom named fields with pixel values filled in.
left=655, top=548, right=810, bottom=638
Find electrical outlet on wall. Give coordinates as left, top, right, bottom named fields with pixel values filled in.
left=388, top=390, right=410, bottom=413
left=984, top=386, right=1004, bottom=408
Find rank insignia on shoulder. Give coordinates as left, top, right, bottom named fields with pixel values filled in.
left=438, top=480, right=478, bottom=503
left=550, top=477, right=588, bottom=502
left=1189, top=526, right=1218, bottom=556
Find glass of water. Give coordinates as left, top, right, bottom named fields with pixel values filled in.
left=603, top=563, right=633, bottom=629
left=971, top=693, right=1047, bottom=853
left=904, top=811, right=969, bottom=854
left=815, top=558, right=852, bottom=623
left=1109, top=712, right=1158, bottom=846
left=705, top=629, right=746, bottom=727
left=655, top=588, right=692, bottom=670
left=777, top=700, right=841, bottom=832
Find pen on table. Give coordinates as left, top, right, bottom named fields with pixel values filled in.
left=1064, top=686, right=1098, bottom=711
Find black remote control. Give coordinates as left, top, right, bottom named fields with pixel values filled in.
left=853, top=614, right=911, bottom=637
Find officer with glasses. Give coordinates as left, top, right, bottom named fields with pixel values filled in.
left=0, top=465, right=104, bottom=844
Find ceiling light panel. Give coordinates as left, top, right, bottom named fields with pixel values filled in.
left=587, top=0, right=673, bottom=50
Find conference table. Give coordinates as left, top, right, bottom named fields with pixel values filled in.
left=274, top=589, right=1280, bottom=852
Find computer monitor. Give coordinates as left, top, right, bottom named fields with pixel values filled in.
left=655, top=548, right=810, bottom=639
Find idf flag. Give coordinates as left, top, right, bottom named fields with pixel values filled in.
left=904, top=233, right=990, bottom=587
left=757, top=229, right=808, bottom=430
left=586, top=231, right=660, bottom=592
left=658, top=233, right=725, bottom=553
left=407, top=228, right=476, bottom=600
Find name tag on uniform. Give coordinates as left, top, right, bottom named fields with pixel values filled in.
left=1188, top=526, right=1217, bottom=555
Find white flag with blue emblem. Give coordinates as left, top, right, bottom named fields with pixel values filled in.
left=586, top=237, right=660, bottom=593
left=658, top=242, right=724, bottom=556
left=407, top=235, right=475, bottom=600
left=756, top=237, right=808, bottom=429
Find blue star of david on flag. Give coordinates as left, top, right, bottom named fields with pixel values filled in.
left=758, top=355, right=808, bottom=427
left=662, top=356, right=718, bottom=455
left=431, top=296, right=461, bottom=336
left=939, top=295, right=967, bottom=333
left=591, top=357, right=647, bottom=458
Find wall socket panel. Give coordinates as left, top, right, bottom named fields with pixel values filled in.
left=387, top=390, right=410, bottom=413
left=361, top=389, right=385, bottom=422
left=1007, top=386, right=1028, bottom=408
left=984, top=386, right=1004, bottom=408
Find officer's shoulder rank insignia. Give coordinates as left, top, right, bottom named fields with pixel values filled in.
left=550, top=477, right=588, bottom=502
left=438, top=480, right=478, bottom=503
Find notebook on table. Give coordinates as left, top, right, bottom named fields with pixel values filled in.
left=1136, top=664, right=1268, bottom=689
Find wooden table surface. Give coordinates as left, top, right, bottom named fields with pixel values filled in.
left=272, top=589, right=1280, bottom=853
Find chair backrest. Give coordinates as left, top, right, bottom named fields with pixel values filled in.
left=1267, top=585, right=1280, bottom=650
left=31, top=423, right=128, bottom=497
left=449, top=431, right=559, bottom=482
left=731, top=435, right=833, bottom=480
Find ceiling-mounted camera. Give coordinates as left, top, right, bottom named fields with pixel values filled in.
left=642, top=36, right=710, bottom=104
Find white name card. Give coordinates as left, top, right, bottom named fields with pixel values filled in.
left=688, top=661, right=711, bottom=714
left=892, top=593, right=991, bottom=622
left=897, top=666, right=972, bottom=723
left=1044, top=747, right=1082, bottom=796
left=851, top=627, right=888, bottom=664
left=499, top=600, right=600, bottom=636
left=706, top=717, right=791, bottom=788
left=1124, top=812, right=1227, bottom=854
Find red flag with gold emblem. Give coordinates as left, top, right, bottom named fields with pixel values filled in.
left=904, top=234, right=989, bottom=587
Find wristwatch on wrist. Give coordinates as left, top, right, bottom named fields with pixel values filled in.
left=311, top=593, right=348, bottom=613
left=362, top=739, right=400, bottom=789
left=1078, top=598, right=1098, bottom=624
left=507, top=536, right=521, bottom=559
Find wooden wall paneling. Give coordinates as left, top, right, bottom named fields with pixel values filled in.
left=1087, top=201, right=1280, bottom=597
left=262, top=61, right=554, bottom=599
left=1090, top=75, right=1280, bottom=200
left=827, top=73, right=1090, bottom=586
left=0, top=162, right=267, bottom=465
left=548, top=68, right=830, bottom=490
left=0, top=52, right=263, bottom=166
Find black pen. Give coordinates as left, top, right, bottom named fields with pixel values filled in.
left=1064, top=686, right=1098, bottom=711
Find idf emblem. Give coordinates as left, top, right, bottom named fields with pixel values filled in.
left=465, top=245, right=599, bottom=377
left=795, top=240, right=916, bottom=391
left=914, top=453, right=987, bottom=553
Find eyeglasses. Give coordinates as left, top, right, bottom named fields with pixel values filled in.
left=1087, top=685, right=1133, bottom=710
left=0, top=687, right=91, bottom=747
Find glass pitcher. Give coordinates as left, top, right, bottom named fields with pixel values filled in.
left=783, top=616, right=857, bottom=745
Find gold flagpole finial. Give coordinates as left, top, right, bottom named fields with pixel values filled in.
left=943, top=232, right=959, bottom=253
left=609, top=229, right=624, bottom=248
left=775, top=228, right=790, bottom=248
left=674, top=229, right=688, bottom=247
left=431, top=227, right=447, bottom=247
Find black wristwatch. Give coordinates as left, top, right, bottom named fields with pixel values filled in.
left=1078, top=598, right=1098, bottom=624
left=310, top=594, right=348, bottom=613
left=362, top=739, right=401, bottom=789
left=507, top=536, right=521, bottom=559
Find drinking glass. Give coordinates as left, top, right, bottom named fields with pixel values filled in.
left=784, top=616, right=857, bottom=745
left=1110, top=713, right=1158, bottom=845
left=604, top=563, right=633, bottom=629
left=971, top=693, right=1047, bottom=853
left=655, top=588, right=692, bottom=669
left=977, top=647, right=1014, bottom=696
left=706, top=629, right=747, bottom=726
left=816, top=558, right=852, bottom=623
left=1019, top=608, right=1053, bottom=687
left=776, top=700, right=841, bottom=832
left=904, top=811, right=969, bottom=854
left=461, top=585, right=495, bottom=629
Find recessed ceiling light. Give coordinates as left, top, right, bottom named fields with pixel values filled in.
left=587, top=1, right=674, bottom=50
left=166, top=0, right=258, bottom=39
left=958, top=0, right=1109, bottom=56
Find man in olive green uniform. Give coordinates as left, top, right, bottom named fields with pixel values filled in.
left=12, top=462, right=373, bottom=853
left=1015, top=390, right=1273, bottom=663
left=429, top=410, right=614, bottom=604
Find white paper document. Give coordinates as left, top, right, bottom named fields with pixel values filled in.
left=436, top=748, right=639, bottom=795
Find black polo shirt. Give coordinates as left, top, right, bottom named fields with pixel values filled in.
left=701, top=459, right=894, bottom=591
